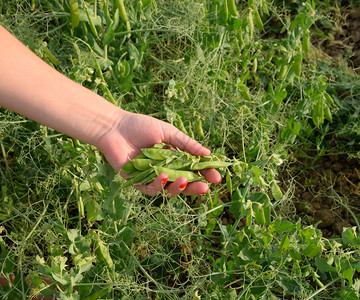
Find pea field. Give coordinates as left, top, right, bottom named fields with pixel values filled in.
left=1, top=0, right=360, bottom=299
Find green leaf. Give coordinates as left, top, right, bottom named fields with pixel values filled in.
left=252, top=166, right=263, bottom=177
left=342, top=267, right=354, bottom=285
left=205, top=218, right=216, bottom=235
left=67, top=229, right=79, bottom=242
left=271, top=181, right=283, bottom=201
left=52, top=273, right=69, bottom=285
left=226, top=169, right=232, bottom=193
left=274, top=89, right=287, bottom=104
left=289, top=249, right=302, bottom=260
left=280, top=234, right=290, bottom=252
left=237, top=245, right=258, bottom=262
left=342, top=227, right=360, bottom=246
left=315, top=257, right=337, bottom=273
left=95, top=238, right=114, bottom=270
left=230, top=189, right=246, bottom=220
left=303, top=240, right=321, bottom=257
left=103, top=26, right=115, bottom=45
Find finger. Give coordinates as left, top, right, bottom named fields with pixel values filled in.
left=200, top=168, right=222, bottom=184
left=165, top=177, right=188, bottom=198
left=134, top=173, right=168, bottom=196
left=182, top=181, right=210, bottom=196
left=162, top=123, right=210, bottom=156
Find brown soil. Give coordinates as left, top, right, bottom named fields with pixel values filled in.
left=316, top=6, right=360, bottom=72
left=280, top=153, right=360, bottom=238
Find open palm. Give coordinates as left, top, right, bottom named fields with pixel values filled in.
left=97, top=112, right=221, bottom=197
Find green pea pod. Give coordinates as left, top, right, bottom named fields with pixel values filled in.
left=139, top=172, right=157, bottom=185
left=302, top=30, right=310, bottom=54
left=323, top=92, right=334, bottom=106
left=132, top=158, right=153, bottom=171
left=252, top=57, right=258, bottom=73
left=82, top=0, right=99, bottom=39
left=253, top=9, right=264, bottom=32
left=142, top=148, right=181, bottom=160
left=323, top=104, right=332, bottom=122
left=121, top=161, right=137, bottom=173
left=277, top=63, right=288, bottom=80
left=42, top=46, right=59, bottom=66
left=122, top=168, right=154, bottom=188
left=175, top=115, right=188, bottom=135
left=293, top=53, right=302, bottom=77
left=154, top=166, right=202, bottom=182
left=227, top=0, right=238, bottom=17
left=165, top=159, right=191, bottom=170
left=126, top=170, right=141, bottom=179
left=84, top=287, right=111, bottom=300
left=200, top=156, right=212, bottom=162
left=248, top=9, right=254, bottom=38
left=188, top=121, right=195, bottom=139
left=189, top=161, right=232, bottom=171
left=116, top=0, right=131, bottom=32
left=195, top=116, right=205, bottom=139
left=69, top=0, right=80, bottom=29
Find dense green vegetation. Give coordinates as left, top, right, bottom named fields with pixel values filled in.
left=1, top=0, right=359, bottom=299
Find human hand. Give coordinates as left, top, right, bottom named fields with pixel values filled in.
left=96, top=110, right=222, bottom=197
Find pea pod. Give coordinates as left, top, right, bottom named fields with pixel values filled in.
left=323, top=92, right=334, bottom=106
left=139, top=172, right=157, bottom=185
left=175, top=114, right=188, bottom=135
left=84, top=287, right=111, bottom=300
left=252, top=57, right=258, bottom=73
left=323, top=104, right=332, bottom=122
left=69, top=0, right=80, bottom=29
left=189, top=161, right=232, bottom=171
left=227, top=0, right=238, bottom=17
left=253, top=9, right=264, bottom=32
left=142, top=148, right=181, bottom=160
left=126, top=170, right=141, bottom=179
left=165, top=159, right=192, bottom=170
left=200, top=156, right=212, bottom=162
left=121, top=161, right=137, bottom=173
left=82, top=0, right=99, bottom=39
left=154, top=166, right=203, bottom=182
left=122, top=168, right=153, bottom=188
left=195, top=116, right=205, bottom=139
left=116, top=0, right=131, bottom=33
left=248, top=9, right=254, bottom=38
left=302, top=30, right=310, bottom=54
left=293, top=53, right=302, bottom=77
left=132, top=158, right=153, bottom=171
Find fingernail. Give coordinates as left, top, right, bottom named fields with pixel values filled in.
left=200, top=186, right=210, bottom=195
left=180, top=182, right=188, bottom=189
left=204, top=146, right=211, bottom=152
left=161, top=178, right=168, bottom=186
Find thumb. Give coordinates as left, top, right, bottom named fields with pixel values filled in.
left=162, top=122, right=210, bottom=156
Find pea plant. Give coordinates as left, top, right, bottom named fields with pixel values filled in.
left=0, top=0, right=359, bottom=299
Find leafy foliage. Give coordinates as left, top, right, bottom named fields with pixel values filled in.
left=0, top=0, right=359, bottom=299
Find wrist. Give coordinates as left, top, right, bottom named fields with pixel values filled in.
left=89, top=104, right=128, bottom=148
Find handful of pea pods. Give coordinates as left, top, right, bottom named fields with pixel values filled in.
left=121, top=143, right=232, bottom=187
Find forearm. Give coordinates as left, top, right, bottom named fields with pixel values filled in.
left=0, top=25, right=124, bottom=146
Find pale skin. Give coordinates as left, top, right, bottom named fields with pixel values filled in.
left=0, top=25, right=222, bottom=197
